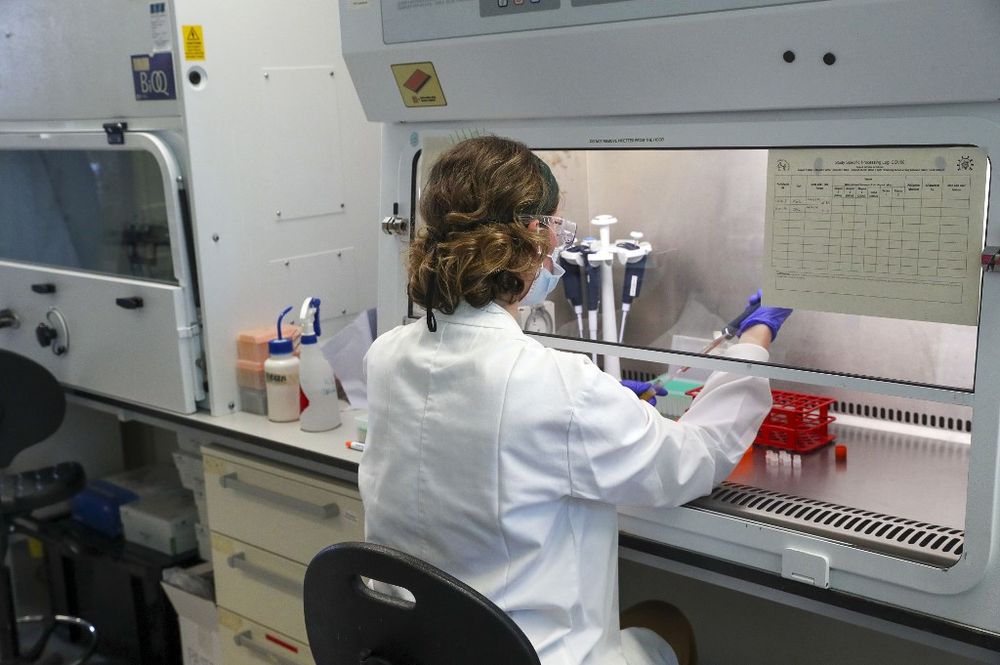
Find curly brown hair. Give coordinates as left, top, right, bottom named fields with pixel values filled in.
left=408, top=136, right=559, bottom=329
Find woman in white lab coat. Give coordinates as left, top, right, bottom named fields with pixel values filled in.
left=360, top=137, right=788, bottom=665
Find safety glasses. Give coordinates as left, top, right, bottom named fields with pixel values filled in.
left=532, top=215, right=577, bottom=249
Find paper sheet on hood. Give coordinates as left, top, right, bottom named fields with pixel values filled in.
left=763, top=147, right=987, bottom=325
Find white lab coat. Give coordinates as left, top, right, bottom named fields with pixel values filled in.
left=360, top=301, right=772, bottom=665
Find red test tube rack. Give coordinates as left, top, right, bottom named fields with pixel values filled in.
left=686, top=388, right=836, bottom=454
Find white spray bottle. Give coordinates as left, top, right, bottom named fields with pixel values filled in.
left=298, top=297, right=342, bottom=432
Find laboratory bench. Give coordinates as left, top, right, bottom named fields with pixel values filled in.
left=64, top=390, right=367, bottom=665
left=62, top=389, right=1000, bottom=664
left=66, top=390, right=365, bottom=483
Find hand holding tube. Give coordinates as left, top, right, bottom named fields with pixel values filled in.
left=621, top=380, right=667, bottom=406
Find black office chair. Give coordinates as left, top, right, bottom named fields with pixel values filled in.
left=304, top=541, right=541, bottom=665
left=0, top=350, right=96, bottom=664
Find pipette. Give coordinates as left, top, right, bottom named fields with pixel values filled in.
left=584, top=252, right=601, bottom=344
left=677, top=299, right=761, bottom=374
left=559, top=250, right=586, bottom=337
left=616, top=234, right=649, bottom=342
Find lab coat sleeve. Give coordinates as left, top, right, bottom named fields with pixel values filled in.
left=565, top=343, right=772, bottom=508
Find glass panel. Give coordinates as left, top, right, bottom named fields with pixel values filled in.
left=530, top=149, right=984, bottom=391
left=411, top=147, right=985, bottom=390
left=0, top=149, right=176, bottom=282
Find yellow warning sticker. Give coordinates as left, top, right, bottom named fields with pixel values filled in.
left=182, top=24, right=205, bottom=61
left=391, top=62, right=447, bottom=108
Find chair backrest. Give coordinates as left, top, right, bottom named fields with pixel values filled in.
left=0, top=350, right=66, bottom=468
left=304, top=541, right=541, bottom=665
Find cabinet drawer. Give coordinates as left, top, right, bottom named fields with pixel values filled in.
left=213, top=534, right=308, bottom=643
left=218, top=608, right=314, bottom=665
left=203, top=447, right=364, bottom=565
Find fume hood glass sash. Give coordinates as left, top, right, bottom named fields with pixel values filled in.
left=0, top=132, right=192, bottom=289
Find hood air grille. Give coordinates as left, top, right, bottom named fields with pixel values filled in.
left=691, top=482, right=964, bottom=568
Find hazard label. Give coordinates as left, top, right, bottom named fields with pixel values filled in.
left=391, top=62, right=447, bottom=108
left=182, top=24, right=205, bottom=61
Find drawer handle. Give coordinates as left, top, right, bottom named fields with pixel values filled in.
left=233, top=630, right=299, bottom=665
left=227, top=552, right=305, bottom=595
left=218, top=472, right=340, bottom=518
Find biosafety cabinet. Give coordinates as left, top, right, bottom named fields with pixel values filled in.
left=0, top=0, right=379, bottom=414
left=341, top=0, right=1000, bottom=649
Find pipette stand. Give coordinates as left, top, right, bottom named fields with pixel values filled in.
left=590, top=215, right=621, bottom=378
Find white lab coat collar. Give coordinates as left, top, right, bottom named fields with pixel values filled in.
left=434, top=300, right=524, bottom=333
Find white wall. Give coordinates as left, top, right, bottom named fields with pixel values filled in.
left=173, top=0, right=382, bottom=414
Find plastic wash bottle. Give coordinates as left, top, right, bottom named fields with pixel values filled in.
left=298, top=297, right=342, bottom=432
left=264, top=306, right=300, bottom=422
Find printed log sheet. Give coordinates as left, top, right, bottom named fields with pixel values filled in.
left=763, top=147, right=987, bottom=325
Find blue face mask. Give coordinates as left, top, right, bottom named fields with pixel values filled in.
left=520, top=257, right=565, bottom=307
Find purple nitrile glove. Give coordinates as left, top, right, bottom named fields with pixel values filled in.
left=621, top=380, right=668, bottom=406
left=737, top=289, right=793, bottom=341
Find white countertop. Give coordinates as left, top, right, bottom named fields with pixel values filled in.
left=68, top=392, right=365, bottom=474
left=183, top=403, right=364, bottom=463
